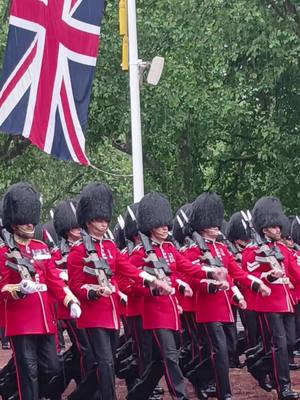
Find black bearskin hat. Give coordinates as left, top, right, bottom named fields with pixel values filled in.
left=252, top=196, right=284, bottom=235
left=172, top=203, right=192, bottom=246
left=291, top=217, right=300, bottom=245
left=54, top=199, right=79, bottom=239
left=34, top=221, right=58, bottom=248
left=77, top=182, right=113, bottom=227
left=34, top=223, right=44, bottom=241
left=113, top=222, right=126, bottom=251
left=137, top=192, right=173, bottom=234
left=124, top=203, right=139, bottom=241
left=190, top=192, right=224, bottom=232
left=280, top=215, right=292, bottom=239
left=3, top=182, right=41, bottom=231
left=226, top=212, right=251, bottom=242
left=220, top=220, right=228, bottom=235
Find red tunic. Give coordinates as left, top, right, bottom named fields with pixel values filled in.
left=183, top=242, right=245, bottom=323
left=0, top=239, right=74, bottom=336
left=285, top=247, right=300, bottom=304
left=241, top=242, right=300, bottom=313
left=51, top=247, right=72, bottom=320
left=67, top=238, right=145, bottom=330
left=176, top=245, right=196, bottom=312
left=116, top=248, right=146, bottom=317
left=129, top=240, right=208, bottom=330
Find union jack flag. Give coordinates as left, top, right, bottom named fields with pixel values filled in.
left=0, top=0, right=106, bottom=165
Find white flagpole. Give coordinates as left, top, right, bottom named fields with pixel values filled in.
left=127, top=0, right=144, bottom=202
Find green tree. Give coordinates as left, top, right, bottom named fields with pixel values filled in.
left=0, top=0, right=299, bottom=219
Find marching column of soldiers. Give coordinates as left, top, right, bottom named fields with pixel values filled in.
left=0, top=182, right=299, bottom=400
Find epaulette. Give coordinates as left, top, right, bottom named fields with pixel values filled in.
left=164, top=240, right=175, bottom=248
left=72, top=239, right=83, bottom=247
left=131, top=243, right=143, bottom=253
left=278, top=241, right=288, bottom=250
left=180, top=244, right=189, bottom=252
left=31, top=238, right=47, bottom=247
left=247, top=242, right=258, bottom=249
left=103, top=238, right=115, bottom=244
left=217, top=242, right=227, bottom=249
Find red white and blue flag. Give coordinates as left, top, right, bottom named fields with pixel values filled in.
left=0, top=0, right=105, bottom=165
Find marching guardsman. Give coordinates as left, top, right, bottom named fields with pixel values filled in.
left=67, top=182, right=171, bottom=400
left=126, top=192, right=227, bottom=400
left=291, top=217, right=300, bottom=342
left=53, top=199, right=94, bottom=382
left=116, top=204, right=165, bottom=400
left=0, top=182, right=82, bottom=400
left=225, top=211, right=258, bottom=352
left=279, top=215, right=300, bottom=370
left=242, top=196, right=300, bottom=400
left=172, top=204, right=207, bottom=398
left=182, top=192, right=270, bottom=400
left=117, top=205, right=149, bottom=376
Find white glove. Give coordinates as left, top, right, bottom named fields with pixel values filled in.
left=59, top=271, right=68, bottom=281
left=20, top=279, right=37, bottom=294
left=70, top=303, right=82, bottom=319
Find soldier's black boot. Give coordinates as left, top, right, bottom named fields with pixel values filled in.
left=279, top=385, right=299, bottom=400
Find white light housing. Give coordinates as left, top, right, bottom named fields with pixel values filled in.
left=147, top=56, right=164, bottom=86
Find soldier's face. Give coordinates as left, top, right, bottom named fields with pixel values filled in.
left=201, top=227, right=220, bottom=240
left=263, top=226, right=281, bottom=241
left=236, top=239, right=250, bottom=247
left=151, top=226, right=169, bottom=242
left=282, top=237, right=294, bottom=248
left=87, top=219, right=108, bottom=239
left=68, top=228, right=81, bottom=242
left=12, top=224, right=35, bottom=239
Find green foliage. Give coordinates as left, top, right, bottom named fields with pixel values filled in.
left=0, top=0, right=299, bottom=221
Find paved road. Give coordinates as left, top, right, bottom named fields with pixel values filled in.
left=0, top=349, right=299, bottom=399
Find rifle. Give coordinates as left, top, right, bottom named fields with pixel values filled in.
left=81, top=230, right=113, bottom=291
left=55, top=238, right=70, bottom=268
left=192, top=231, right=223, bottom=268
left=138, top=231, right=171, bottom=283
left=2, top=229, right=36, bottom=281
left=240, top=210, right=283, bottom=273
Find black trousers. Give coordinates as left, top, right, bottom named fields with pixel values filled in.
left=64, top=319, right=94, bottom=379
left=198, top=322, right=231, bottom=399
left=0, top=326, right=9, bottom=348
left=282, top=313, right=296, bottom=362
left=127, top=329, right=188, bottom=400
left=243, top=310, right=259, bottom=348
left=180, top=312, right=200, bottom=361
left=127, top=315, right=152, bottom=376
left=259, top=312, right=291, bottom=393
left=86, top=327, right=119, bottom=400
left=10, top=334, right=59, bottom=400
left=223, top=321, right=237, bottom=362
left=295, top=303, right=300, bottom=339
